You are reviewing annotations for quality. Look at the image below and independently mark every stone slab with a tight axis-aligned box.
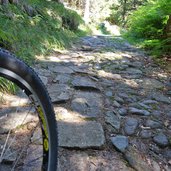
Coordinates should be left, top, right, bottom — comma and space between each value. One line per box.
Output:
71, 91, 103, 118
58, 121, 105, 149
48, 84, 72, 103
72, 76, 100, 91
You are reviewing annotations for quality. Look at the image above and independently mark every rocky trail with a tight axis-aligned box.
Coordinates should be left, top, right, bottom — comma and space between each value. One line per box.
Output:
1, 35, 171, 171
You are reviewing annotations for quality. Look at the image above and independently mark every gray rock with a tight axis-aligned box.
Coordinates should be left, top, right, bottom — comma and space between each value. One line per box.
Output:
140, 78, 164, 90
105, 111, 121, 131
142, 100, 158, 105
166, 111, 171, 117
39, 76, 48, 85
152, 111, 161, 117
71, 92, 102, 118
72, 76, 100, 91
124, 117, 139, 136
151, 93, 171, 104
124, 146, 159, 171
113, 100, 121, 108
138, 102, 151, 110
118, 108, 127, 116
111, 135, 129, 153
69, 65, 90, 74
126, 68, 143, 75
114, 96, 124, 104
153, 133, 169, 147
163, 150, 171, 160
129, 61, 142, 68
54, 74, 71, 84
105, 91, 113, 97
167, 90, 171, 95
58, 121, 105, 149
118, 93, 129, 99
48, 84, 72, 103
140, 130, 152, 139
49, 65, 74, 74
23, 145, 42, 171
145, 120, 162, 129
129, 107, 150, 116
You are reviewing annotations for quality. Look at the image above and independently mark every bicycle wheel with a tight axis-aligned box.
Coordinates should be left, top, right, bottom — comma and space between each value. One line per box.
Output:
0, 49, 58, 171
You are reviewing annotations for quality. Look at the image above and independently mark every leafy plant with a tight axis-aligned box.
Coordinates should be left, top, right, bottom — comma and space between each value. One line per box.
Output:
125, 0, 171, 57
0, 1, 85, 64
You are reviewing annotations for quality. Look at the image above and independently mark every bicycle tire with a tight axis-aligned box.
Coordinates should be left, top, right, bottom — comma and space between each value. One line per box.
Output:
0, 49, 58, 171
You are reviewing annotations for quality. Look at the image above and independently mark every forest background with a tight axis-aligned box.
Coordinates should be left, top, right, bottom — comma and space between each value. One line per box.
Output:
0, 0, 170, 64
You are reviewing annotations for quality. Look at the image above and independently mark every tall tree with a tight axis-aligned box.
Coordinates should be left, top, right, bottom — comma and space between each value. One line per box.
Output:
84, 0, 90, 24
164, 15, 171, 39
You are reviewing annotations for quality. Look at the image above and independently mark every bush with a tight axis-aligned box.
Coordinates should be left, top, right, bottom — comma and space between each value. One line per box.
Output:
0, 1, 84, 63
125, 0, 171, 56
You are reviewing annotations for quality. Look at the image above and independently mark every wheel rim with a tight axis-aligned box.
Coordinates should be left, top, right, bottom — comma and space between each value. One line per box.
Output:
0, 69, 52, 171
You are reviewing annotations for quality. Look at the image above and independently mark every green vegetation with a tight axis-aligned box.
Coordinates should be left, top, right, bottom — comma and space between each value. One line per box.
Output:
124, 0, 171, 57
0, 78, 18, 94
0, 1, 86, 64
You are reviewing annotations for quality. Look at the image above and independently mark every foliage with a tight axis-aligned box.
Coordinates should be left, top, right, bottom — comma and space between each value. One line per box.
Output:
125, 0, 171, 57
107, 0, 147, 26
0, 78, 17, 94
0, 1, 84, 64
63, 0, 114, 23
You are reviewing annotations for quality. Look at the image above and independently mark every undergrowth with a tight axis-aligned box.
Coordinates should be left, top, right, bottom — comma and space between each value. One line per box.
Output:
124, 0, 171, 58
0, 1, 88, 64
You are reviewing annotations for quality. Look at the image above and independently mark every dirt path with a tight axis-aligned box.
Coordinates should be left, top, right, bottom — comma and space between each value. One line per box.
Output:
34, 35, 171, 171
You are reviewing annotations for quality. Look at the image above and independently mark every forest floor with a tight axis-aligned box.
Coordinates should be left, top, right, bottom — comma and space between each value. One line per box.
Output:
33, 35, 171, 171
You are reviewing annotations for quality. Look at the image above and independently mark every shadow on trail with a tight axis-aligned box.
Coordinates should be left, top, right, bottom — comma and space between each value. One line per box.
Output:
1, 35, 171, 170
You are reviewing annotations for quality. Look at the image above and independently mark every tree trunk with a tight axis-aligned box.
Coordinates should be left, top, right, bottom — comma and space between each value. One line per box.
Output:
165, 15, 171, 39
84, 0, 90, 24
122, 0, 127, 26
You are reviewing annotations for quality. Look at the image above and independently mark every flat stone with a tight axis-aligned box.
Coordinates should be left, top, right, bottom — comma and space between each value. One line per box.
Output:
54, 74, 71, 84
163, 150, 171, 160
167, 90, 171, 95
153, 133, 169, 147
35, 68, 51, 77
152, 111, 162, 117
140, 130, 152, 139
111, 135, 129, 153
59, 150, 133, 171
145, 120, 162, 129
140, 78, 164, 90
129, 107, 150, 116
126, 68, 143, 75
58, 121, 105, 149
118, 108, 127, 116
48, 84, 72, 103
114, 96, 124, 104
72, 76, 100, 91
39, 75, 48, 85
142, 100, 158, 105
49, 65, 74, 74
166, 111, 171, 117
105, 91, 113, 97
105, 111, 121, 131
124, 117, 139, 136
69, 65, 90, 74
71, 92, 102, 118
98, 70, 122, 80
151, 93, 171, 104
124, 146, 160, 171
113, 100, 121, 108
138, 102, 151, 110
23, 145, 42, 171
129, 61, 142, 68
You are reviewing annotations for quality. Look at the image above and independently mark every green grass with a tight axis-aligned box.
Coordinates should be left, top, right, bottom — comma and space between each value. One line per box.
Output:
0, 1, 87, 64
